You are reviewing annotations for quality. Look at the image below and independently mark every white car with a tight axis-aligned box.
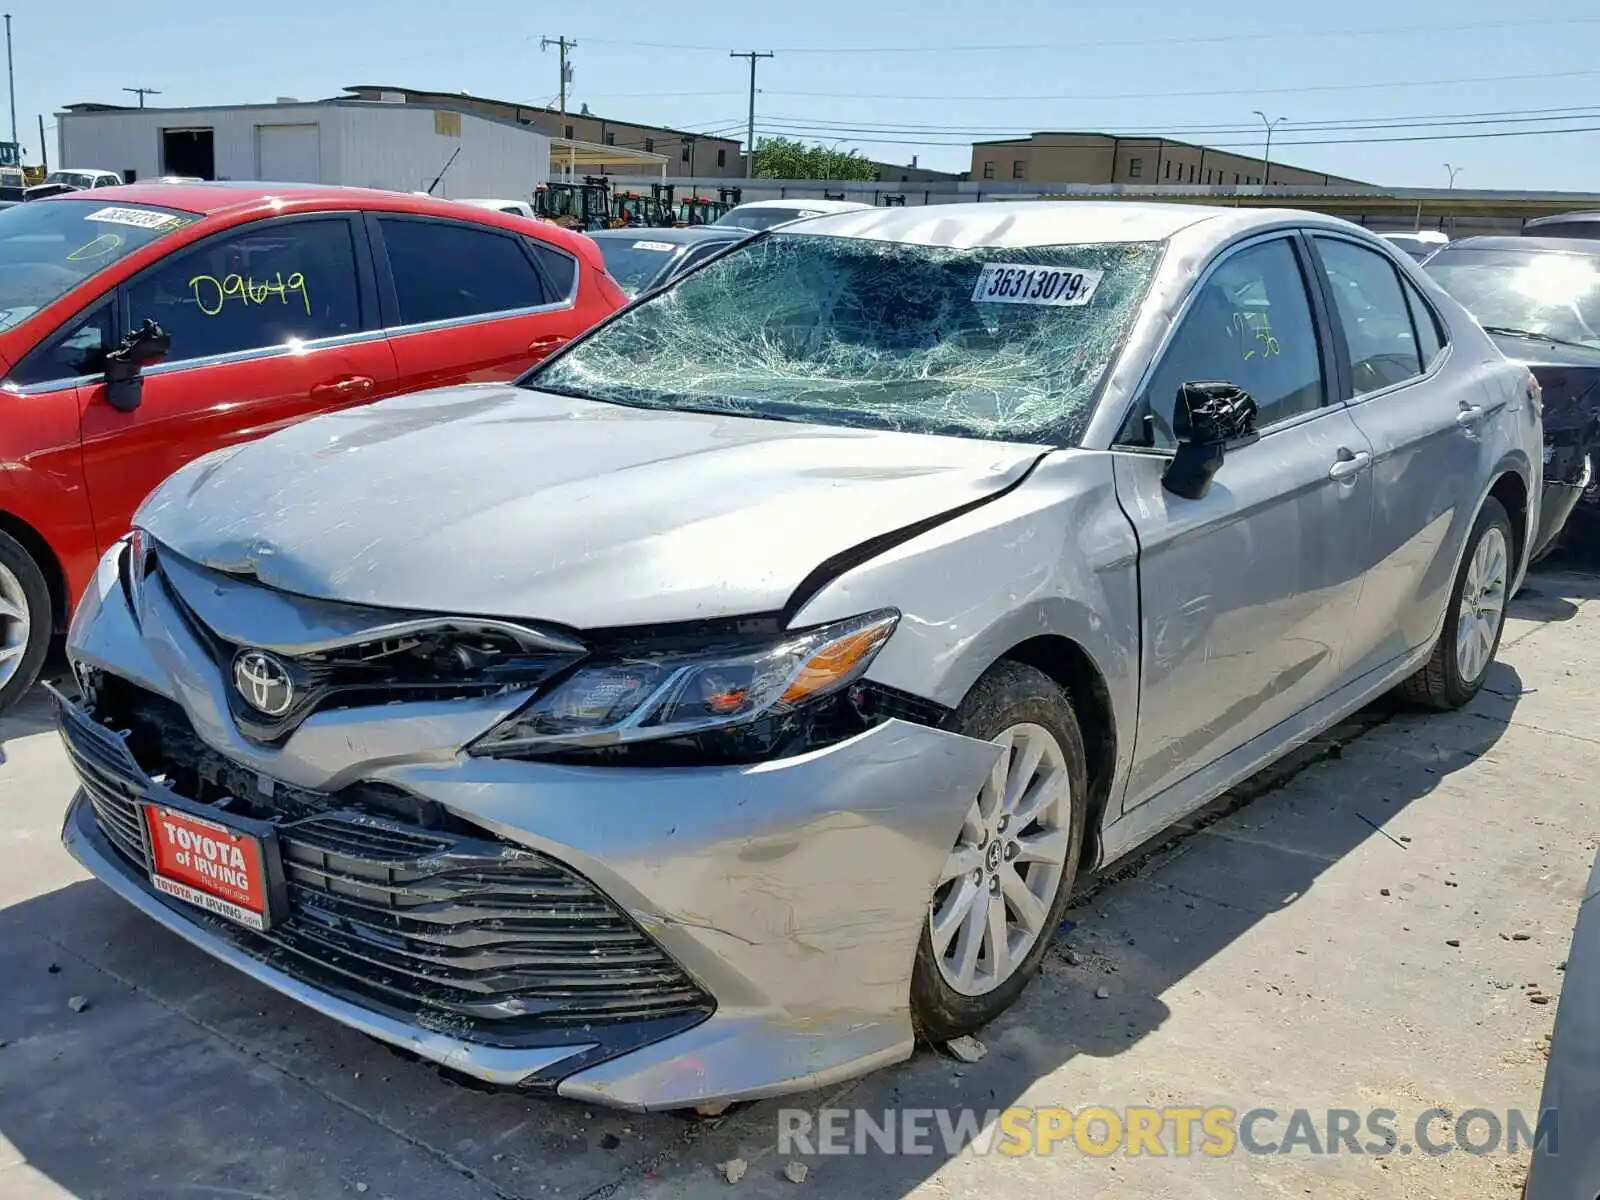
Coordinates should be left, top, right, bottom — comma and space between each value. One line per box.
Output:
59, 201, 1541, 1111
713, 197, 873, 232
455, 197, 538, 220
42, 168, 124, 190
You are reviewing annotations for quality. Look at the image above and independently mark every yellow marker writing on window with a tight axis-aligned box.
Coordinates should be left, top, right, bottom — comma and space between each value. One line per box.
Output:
189, 271, 311, 317
68, 233, 125, 262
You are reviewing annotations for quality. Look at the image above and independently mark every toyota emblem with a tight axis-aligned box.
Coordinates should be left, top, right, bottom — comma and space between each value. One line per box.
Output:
233, 650, 295, 717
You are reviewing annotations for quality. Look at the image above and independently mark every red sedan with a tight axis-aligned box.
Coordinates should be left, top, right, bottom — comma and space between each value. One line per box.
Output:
0, 183, 626, 711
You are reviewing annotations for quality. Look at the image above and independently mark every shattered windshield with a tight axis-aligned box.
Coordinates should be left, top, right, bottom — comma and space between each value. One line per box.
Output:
1425, 247, 1600, 348
0, 200, 196, 332
531, 233, 1163, 445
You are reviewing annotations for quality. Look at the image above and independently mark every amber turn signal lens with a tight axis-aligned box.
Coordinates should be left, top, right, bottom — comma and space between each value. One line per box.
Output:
780, 617, 897, 706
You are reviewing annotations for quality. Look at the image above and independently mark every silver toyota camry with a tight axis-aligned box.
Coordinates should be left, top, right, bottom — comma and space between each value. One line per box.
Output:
58, 202, 1541, 1111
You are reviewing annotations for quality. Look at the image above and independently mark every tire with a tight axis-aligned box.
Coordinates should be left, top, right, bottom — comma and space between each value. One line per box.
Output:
0, 531, 52, 717
1397, 496, 1513, 711
910, 660, 1088, 1043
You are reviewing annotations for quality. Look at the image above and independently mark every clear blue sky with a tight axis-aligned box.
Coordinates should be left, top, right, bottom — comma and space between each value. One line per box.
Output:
13, 0, 1600, 190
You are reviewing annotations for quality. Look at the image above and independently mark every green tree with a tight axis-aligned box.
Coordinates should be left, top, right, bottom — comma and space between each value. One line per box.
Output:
752, 137, 878, 181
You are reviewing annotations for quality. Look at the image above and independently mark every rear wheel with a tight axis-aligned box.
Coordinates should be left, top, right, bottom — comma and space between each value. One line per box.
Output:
0, 530, 52, 716
910, 661, 1087, 1043
1398, 497, 1512, 711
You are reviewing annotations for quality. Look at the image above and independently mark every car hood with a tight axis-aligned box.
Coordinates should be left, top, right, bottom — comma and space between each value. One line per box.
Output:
137, 385, 1047, 630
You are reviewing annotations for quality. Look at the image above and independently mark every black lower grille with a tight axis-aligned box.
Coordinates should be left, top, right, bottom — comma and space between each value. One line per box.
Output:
58, 695, 713, 1040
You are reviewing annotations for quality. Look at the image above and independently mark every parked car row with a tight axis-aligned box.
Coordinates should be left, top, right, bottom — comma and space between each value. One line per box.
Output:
33, 190, 1556, 1113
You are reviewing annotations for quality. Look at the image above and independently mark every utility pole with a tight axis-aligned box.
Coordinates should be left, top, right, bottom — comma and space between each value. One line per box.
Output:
5, 15, 16, 148
36, 112, 44, 170
1253, 110, 1285, 186
122, 86, 161, 108
541, 36, 576, 179
730, 50, 773, 179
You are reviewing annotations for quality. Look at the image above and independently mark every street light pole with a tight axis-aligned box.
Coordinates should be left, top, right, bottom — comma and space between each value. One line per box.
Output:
1444, 163, 1462, 189
5, 15, 17, 148
1253, 110, 1285, 186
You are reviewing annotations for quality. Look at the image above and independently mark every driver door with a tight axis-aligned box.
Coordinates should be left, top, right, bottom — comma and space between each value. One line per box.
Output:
76, 213, 397, 549
1113, 233, 1375, 811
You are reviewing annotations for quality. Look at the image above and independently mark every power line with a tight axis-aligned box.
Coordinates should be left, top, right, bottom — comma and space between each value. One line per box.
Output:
559, 14, 1600, 55
748, 122, 1600, 151
751, 66, 1600, 104
750, 105, 1600, 139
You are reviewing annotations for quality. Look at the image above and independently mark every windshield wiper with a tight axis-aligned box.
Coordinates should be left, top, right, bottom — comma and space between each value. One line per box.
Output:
1481, 325, 1596, 351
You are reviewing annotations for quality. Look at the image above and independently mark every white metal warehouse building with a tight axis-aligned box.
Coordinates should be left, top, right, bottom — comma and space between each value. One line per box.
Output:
56, 99, 550, 199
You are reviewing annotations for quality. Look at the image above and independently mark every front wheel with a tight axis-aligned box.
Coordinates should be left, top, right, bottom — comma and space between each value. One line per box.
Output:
0, 530, 52, 716
910, 660, 1087, 1043
1397, 496, 1513, 711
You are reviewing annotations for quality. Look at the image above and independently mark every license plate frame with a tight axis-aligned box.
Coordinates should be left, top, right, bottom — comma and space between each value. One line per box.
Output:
140, 798, 289, 932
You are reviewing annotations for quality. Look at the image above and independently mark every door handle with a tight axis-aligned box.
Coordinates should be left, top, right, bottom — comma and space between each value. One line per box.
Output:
311, 375, 375, 400
1456, 403, 1484, 428
1328, 449, 1372, 481
528, 335, 568, 355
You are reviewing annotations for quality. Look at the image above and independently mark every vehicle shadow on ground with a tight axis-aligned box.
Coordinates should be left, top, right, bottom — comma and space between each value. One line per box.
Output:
1513, 565, 1600, 624
0, 662, 68, 765
0, 572, 1580, 1197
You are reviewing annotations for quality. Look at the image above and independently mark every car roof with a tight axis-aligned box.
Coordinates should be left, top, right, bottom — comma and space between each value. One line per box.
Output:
1435, 235, 1600, 255
778, 200, 1257, 249
36, 181, 608, 268
38, 180, 481, 217
586, 226, 746, 245
729, 198, 874, 213
1524, 211, 1600, 230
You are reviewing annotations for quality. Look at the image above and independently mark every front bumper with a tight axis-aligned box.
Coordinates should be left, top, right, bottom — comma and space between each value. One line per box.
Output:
60, 547, 1003, 1110
1533, 452, 1594, 560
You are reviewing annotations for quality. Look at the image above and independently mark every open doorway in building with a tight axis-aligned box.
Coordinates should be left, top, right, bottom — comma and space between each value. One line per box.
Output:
162, 128, 215, 180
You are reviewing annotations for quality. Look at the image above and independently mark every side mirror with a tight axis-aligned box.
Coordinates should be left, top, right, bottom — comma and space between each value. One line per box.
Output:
1160, 381, 1258, 501
102, 320, 171, 414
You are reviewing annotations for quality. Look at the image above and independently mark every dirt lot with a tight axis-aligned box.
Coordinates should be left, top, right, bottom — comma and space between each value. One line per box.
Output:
2, 570, 1596, 1200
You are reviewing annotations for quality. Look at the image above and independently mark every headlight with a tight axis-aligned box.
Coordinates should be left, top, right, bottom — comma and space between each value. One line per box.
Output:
470, 609, 899, 758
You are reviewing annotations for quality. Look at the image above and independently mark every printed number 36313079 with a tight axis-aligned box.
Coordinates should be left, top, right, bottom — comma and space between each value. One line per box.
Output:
972, 263, 1104, 307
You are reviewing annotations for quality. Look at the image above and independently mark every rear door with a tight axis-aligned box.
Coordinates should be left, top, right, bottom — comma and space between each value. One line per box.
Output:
369, 214, 590, 392
1112, 233, 1376, 810
1305, 233, 1478, 674
78, 211, 397, 547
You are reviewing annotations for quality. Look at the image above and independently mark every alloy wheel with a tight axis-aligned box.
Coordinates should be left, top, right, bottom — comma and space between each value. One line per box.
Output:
0, 560, 31, 690
1456, 525, 1508, 684
929, 722, 1074, 997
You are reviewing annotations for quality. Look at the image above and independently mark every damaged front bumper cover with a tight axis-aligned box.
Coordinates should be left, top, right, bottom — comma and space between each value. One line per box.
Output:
1533, 451, 1594, 560
60, 554, 1003, 1109
64, 716, 999, 1109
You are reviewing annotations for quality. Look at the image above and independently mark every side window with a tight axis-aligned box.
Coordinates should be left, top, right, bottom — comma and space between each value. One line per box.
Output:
1402, 277, 1445, 369
1131, 238, 1327, 448
1313, 237, 1424, 395
122, 218, 362, 364
8, 301, 115, 386
380, 219, 547, 325
524, 238, 576, 300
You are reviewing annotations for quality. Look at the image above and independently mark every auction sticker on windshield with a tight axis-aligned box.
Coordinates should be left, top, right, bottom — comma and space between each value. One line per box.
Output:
632, 240, 678, 252
142, 804, 271, 930
973, 263, 1103, 307
84, 207, 189, 231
